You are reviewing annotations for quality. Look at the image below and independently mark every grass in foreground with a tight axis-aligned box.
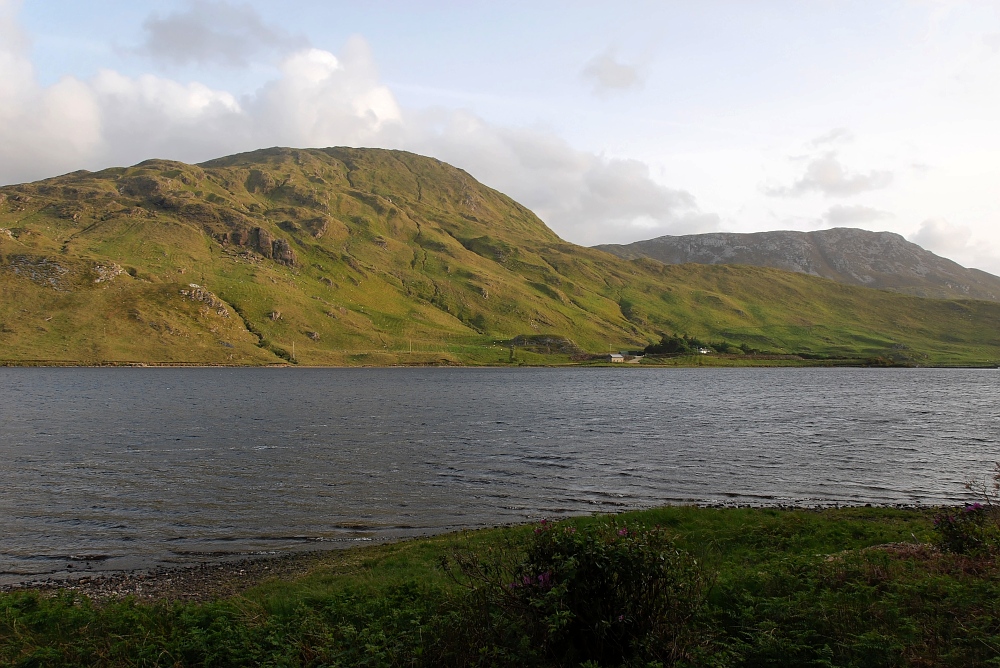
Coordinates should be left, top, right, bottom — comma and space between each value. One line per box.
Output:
3, 506, 1000, 667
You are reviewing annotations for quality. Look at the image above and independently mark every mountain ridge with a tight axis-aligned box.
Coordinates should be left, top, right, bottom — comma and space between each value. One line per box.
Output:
595, 228, 1000, 302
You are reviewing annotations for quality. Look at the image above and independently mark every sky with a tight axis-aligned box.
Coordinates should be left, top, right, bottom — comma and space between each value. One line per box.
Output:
2, 0, 1000, 273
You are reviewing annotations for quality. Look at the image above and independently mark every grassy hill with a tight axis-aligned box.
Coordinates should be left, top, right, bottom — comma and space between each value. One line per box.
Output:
2, 146, 1000, 366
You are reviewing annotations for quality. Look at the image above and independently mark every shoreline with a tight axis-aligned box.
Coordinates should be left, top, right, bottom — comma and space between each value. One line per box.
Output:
0, 550, 331, 603
0, 502, 943, 603
2, 360, 997, 369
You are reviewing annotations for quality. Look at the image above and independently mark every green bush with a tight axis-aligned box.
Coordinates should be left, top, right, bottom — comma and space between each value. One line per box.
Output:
934, 463, 1000, 556
645, 333, 703, 355
444, 520, 707, 667
933, 503, 1000, 555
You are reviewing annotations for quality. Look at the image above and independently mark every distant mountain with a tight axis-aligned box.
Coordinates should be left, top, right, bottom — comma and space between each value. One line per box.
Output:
595, 228, 1000, 302
4, 149, 1000, 366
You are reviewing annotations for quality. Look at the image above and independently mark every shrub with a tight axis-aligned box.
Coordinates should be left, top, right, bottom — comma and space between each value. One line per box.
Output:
933, 503, 1000, 555
443, 520, 708, 667
934, 462, 1000, 555
644, 333, 704, 355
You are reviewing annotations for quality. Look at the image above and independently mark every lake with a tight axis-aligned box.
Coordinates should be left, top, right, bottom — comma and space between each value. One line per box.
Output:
1, 366, 996, 583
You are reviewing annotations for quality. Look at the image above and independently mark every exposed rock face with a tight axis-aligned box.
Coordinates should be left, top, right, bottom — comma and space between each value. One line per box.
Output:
510, 334, 581, 354
179, 284, 230, 317
271, 238, 295, 265
93, 263, 125, 283
217, 226, 296, 266
252, 227, 274, 259
7, 255, 70, 290
245, 169, 277, 194
596, 228, 1000, 302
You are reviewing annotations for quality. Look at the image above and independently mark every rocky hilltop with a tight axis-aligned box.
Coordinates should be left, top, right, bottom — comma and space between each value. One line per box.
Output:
596, 228, 1000, 302
3, 148, 1000, 365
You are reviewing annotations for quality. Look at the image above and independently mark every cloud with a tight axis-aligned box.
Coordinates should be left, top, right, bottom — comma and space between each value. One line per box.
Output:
394, 111, 717, 244
582, 49, 643, 94
0, 34, 393, 183
0, 1, 103, 183
907, 218, 1000, 273
766, 152, 893, 197
0, 0, 28, 56
909, 218, 973, 255
0, 8, 707, 247
248, 40, 402, 148
822, 204, 893, 226
810, 127, 853, 147
92, 70, 247, 165
136, 0, 305, 67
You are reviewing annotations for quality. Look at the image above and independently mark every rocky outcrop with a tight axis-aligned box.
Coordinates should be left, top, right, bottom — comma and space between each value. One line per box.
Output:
93, 263, 125, 283
245, 169, 277, 194
179, 284, 230, 317
6, 255, 71, 290
216, 226, 297, 266
271, 238, 295, 264
596, 228, 1000, 302
510, 334, 582, 354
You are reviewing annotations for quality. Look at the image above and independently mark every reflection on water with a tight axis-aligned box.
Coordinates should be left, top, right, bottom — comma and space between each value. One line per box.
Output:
1, 367, 997, 583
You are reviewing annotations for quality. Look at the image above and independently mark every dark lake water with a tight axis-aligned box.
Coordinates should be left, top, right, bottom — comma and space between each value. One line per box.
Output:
1, 367, 997, 583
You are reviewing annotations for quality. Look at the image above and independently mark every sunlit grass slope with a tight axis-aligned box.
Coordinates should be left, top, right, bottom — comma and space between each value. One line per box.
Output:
2, 146, 999, 365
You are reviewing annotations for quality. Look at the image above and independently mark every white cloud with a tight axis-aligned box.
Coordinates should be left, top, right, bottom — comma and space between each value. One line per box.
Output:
95, 70, 242, 119
909, 218, 973, 255
907, 218, 1000, 275
0, 0, 250, 185
582, 49, 643, 95
0, 0, 27, 56
810, 127, 853, 147
822, 204, 893, 226
0, 1, 103, 183
92, 70, 247, 165
0, 4, 712, 247
248, 41, 403, 148
397, 111, 717, 244
0, 32, 398, 182
136, 0, 305, 67
766, 152, 893, 197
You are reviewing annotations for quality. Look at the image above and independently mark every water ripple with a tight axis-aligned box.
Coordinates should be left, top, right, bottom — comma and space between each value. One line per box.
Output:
0, 366, 998, 582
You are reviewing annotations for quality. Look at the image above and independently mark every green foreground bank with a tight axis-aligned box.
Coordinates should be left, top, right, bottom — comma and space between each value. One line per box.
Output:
3, 505, 999, 667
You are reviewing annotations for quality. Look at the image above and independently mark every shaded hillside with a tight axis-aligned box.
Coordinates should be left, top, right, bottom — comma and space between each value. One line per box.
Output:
2, 147, 1000, 365
596, 228, 1000, 302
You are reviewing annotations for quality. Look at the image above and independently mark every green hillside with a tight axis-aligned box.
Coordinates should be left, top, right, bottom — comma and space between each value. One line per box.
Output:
1, 146, 999, 366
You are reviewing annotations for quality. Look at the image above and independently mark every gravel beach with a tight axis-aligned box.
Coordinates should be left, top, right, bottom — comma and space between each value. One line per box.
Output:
0, 551, 330, 603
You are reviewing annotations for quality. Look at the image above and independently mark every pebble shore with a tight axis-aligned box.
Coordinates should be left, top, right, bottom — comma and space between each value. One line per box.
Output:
0, 551, 328, 603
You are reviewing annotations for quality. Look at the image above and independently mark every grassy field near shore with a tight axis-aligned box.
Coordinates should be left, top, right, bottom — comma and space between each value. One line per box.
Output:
3, 505, 999, 667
